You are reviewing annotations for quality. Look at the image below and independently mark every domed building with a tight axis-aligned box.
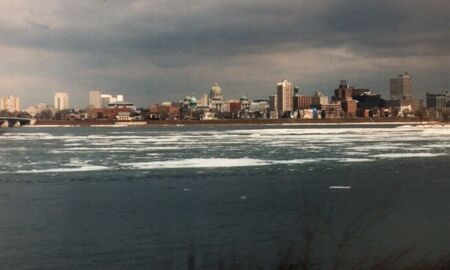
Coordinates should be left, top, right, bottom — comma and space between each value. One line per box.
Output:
182, 95, 198, 109
180, 95, 199, 120
189, 96, 197, 109
210, 83, 223, 100
210, 83, 224, 112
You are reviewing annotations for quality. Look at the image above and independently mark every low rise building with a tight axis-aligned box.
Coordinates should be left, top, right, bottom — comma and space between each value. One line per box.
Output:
353, 92, 382, 117
426, 91, 450, 109
341, 100, 358, 118
320, 102, 343, 119
223, 100, 240, 114
249, 100, 270, 118
147, 103, 179, 120
298, 108, 321, 119
26, 103, 57, 119
311, 91, 329, 108
116, 111, 132, 121
87, 107, 135, 120
294, 95, 313, 110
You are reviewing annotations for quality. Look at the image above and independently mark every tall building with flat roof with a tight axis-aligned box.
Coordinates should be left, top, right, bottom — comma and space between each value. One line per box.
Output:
54, 92, 69, 111
277, 80, 293, 117
390, 72, 413, 106
89, 90, 102, 108
0, 95, 20, 112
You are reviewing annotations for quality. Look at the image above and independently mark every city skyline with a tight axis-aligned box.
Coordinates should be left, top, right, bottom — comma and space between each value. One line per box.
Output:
0, 0, 448, 108
0, 75, 424, 111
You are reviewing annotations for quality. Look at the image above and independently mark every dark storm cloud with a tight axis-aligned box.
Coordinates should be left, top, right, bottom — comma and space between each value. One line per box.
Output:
322, 0, 450, 57
3, 0, 448, 60
0, 0, 448, 106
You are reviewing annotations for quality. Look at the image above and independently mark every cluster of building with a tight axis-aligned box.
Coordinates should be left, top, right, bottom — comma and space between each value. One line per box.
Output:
150, 83, 272, 120
270, 73, 417, 119
147, 72, 448, 121
1, 72, 449, 121
0, 90, 139, 121
1, 92, 71, 119
86, 90, 138, 121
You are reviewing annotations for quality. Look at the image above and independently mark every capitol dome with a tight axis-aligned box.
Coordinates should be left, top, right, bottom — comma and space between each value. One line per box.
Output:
211, 83, 223, 96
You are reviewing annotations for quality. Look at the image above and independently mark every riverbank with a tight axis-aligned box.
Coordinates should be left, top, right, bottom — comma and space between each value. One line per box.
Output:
27, 118, 447, 127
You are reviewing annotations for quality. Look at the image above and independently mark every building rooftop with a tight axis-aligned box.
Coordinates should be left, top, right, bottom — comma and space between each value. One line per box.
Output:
108, 101, 134, 106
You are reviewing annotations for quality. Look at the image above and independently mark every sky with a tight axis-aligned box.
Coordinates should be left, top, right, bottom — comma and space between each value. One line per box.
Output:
0, 0, 448, 108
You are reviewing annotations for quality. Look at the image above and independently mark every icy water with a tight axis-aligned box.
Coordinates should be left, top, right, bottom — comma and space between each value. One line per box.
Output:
0, 125, 449, 269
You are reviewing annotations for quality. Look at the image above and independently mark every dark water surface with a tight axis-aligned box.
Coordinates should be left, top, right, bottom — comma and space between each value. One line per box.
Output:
0, 125, 449, 269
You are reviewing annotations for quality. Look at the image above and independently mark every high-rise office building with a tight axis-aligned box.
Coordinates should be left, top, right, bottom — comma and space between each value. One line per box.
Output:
54, 92, 69, 111
0, 95, 20, 112
89, 90, 102, 108
277, 80, 293, 117
390, 72, 413, 106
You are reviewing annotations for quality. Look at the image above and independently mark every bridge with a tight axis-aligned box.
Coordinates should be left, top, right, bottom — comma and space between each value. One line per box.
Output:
0, 117, 34, 127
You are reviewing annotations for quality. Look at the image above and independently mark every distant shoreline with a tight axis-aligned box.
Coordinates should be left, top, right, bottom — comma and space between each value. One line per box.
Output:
23, 118, 447, 127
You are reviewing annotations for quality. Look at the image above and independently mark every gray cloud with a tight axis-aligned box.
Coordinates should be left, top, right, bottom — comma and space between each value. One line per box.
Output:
0, 0, 448, 107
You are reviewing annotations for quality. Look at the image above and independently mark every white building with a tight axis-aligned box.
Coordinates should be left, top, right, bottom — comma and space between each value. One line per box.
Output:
88, 90, 125, 109
116, 111, 132, 121
101, 94, 124, 108
0, 95, 20, 112
89, 90, 102, 108
54, 92, 69, 111
249, 100, 270, 116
